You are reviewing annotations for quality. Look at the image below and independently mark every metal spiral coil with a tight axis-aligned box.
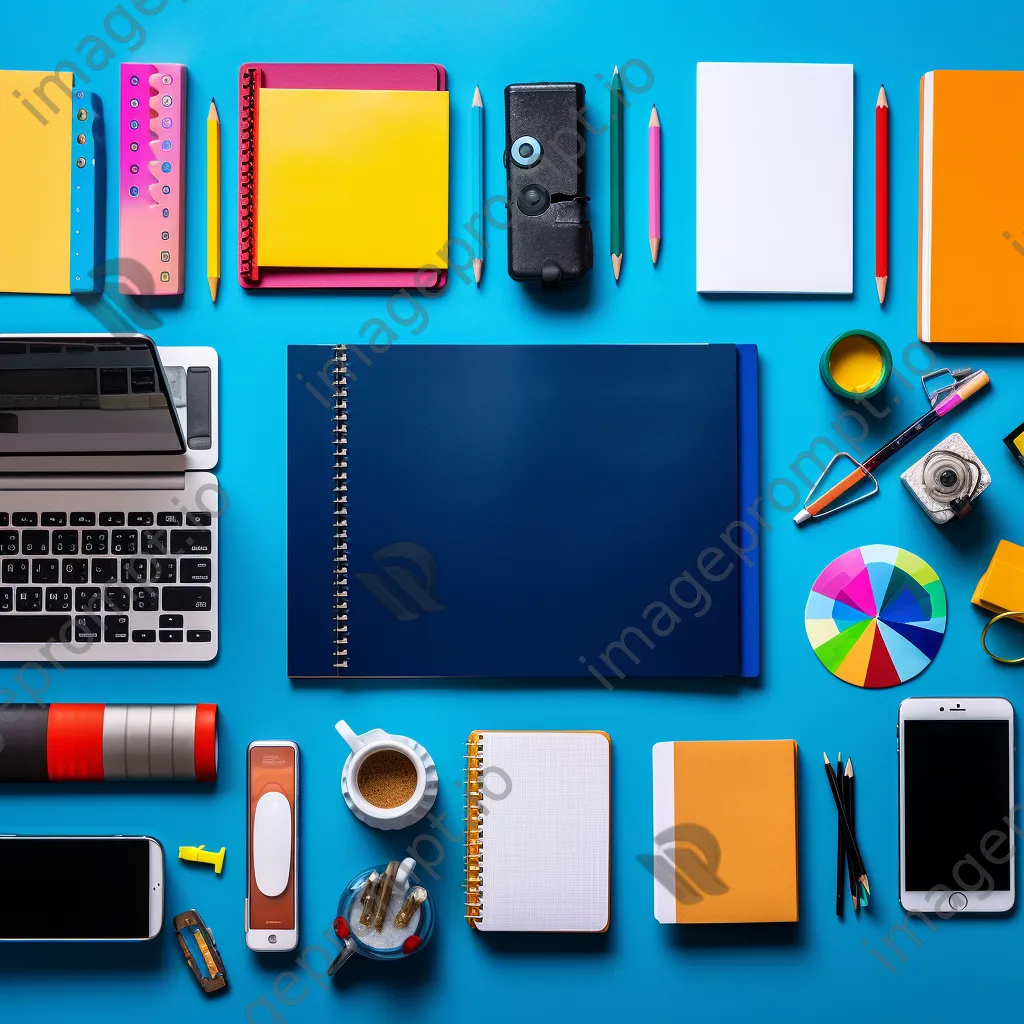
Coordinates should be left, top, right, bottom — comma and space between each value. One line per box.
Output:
332, 347, 349, 670
238, 68, 258, 281
465, 738, 485, 921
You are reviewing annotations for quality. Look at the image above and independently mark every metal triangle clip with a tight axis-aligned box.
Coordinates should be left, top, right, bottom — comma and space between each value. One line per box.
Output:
802, 452, 879, 520
922, 367, 973, 409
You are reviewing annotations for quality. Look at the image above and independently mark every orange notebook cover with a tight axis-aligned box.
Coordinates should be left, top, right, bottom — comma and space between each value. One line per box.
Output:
651, 739, 798, 924
918, 70, 1024, 343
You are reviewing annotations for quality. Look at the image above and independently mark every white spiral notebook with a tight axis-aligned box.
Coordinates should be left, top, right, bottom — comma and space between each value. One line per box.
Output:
465, 731, 610, 933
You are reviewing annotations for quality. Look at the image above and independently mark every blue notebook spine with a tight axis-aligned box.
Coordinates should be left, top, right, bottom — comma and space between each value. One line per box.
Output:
69, 89, 104, 294
737, 344, 760, 678
333, 346, 349, 670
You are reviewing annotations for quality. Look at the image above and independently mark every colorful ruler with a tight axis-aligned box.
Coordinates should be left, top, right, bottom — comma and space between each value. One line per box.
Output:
805, 546, 946, 688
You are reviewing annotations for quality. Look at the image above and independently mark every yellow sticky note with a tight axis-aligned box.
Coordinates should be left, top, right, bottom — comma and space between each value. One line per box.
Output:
974, 541, 1024, 618
0, 71, 73, 294
256, 88, 449, 271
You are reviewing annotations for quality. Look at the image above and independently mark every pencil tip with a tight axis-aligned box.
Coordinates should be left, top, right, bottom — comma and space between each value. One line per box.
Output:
649, 238, 660, 264
611, 253, 622, 281
208, 277, 219, 303
822, 751, 831, 764
846, 758, 854, 776
209, 98, 218, 119
649, 105, 660, 128
473, 258, 482, 285
875, 276, 887, 304
613, 65, 619, 75
877, 85, 888, 107
472, 85, 482, 107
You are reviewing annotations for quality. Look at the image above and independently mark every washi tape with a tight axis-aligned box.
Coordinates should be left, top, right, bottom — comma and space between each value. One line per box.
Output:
0, 704, 218, 782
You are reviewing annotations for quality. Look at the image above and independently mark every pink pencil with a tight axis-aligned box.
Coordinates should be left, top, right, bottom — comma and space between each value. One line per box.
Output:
649, 105, 661, 265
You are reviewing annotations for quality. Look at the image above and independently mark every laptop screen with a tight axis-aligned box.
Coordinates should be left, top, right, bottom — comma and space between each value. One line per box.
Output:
0, 336, 185, 456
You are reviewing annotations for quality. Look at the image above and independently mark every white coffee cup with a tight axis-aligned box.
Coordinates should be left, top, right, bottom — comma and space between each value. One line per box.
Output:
335, 720, 438, 831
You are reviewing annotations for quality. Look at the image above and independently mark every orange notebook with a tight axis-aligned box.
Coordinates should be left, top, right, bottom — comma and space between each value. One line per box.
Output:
919, 70, 1024, 343
651, 740, 798, 924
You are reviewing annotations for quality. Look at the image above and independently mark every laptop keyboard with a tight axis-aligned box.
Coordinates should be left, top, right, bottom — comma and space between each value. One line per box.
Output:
0, 508, 214, 650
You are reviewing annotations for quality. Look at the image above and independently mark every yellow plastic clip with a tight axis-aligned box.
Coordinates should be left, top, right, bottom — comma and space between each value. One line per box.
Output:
178, 844, 226, 875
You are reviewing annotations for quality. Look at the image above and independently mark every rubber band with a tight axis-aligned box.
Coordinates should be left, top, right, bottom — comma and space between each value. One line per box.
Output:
981, 610, 1024, 664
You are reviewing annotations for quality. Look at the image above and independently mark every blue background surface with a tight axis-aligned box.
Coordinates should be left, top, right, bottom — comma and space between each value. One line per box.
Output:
2, 0, 1024, 1019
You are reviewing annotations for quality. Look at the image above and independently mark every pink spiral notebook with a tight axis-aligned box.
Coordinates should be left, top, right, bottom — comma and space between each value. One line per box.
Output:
237, 62, 448, 291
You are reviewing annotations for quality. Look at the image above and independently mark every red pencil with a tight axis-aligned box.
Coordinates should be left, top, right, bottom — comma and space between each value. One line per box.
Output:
875, 86, 889, 305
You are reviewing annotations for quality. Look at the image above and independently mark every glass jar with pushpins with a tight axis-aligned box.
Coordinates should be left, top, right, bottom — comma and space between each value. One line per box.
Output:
326, 857, 434, 976
819, 330, 892, 400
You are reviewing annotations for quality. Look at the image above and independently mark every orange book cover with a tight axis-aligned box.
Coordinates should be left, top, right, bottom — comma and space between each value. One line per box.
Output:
651, 740, 798, 924
919, 70, 1024, 343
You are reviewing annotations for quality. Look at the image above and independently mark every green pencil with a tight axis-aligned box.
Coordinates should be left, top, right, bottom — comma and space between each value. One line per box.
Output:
610, 65, 624, 282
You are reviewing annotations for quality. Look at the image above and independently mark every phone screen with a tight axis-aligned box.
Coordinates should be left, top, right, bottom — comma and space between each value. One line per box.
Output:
904, 719, 1012, 892
0, 838, 153, 938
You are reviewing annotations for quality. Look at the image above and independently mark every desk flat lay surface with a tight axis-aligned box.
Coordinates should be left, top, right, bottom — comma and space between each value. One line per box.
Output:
2, 0, 1024, 1020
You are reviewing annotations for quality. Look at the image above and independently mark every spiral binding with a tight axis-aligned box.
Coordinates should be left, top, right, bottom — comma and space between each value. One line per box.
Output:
465, 735, 485, 923
332, 347, 349, 670
238, 67, 258, 282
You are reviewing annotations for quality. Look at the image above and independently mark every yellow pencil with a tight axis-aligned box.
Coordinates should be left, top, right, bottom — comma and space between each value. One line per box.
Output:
207, 99, 220, 303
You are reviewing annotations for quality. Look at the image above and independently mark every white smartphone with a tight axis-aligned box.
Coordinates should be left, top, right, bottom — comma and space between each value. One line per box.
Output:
899, 697, 1015, 914
246, 740, 299, 952
0, 836, 163, 940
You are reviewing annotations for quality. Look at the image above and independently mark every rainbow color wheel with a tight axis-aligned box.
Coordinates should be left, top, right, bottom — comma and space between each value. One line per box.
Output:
805, 545, 946, 688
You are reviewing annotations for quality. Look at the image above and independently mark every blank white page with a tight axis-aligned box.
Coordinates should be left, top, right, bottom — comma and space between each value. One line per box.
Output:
696, 62, 853, 294
475, 731, 609, 932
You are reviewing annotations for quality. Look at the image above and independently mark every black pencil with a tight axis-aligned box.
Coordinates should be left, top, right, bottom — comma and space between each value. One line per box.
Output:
835, 752, 845, 917
846, 758, 861, 910
822, 752, 869, 896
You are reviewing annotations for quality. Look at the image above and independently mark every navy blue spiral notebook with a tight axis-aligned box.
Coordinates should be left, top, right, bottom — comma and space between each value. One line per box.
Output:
288, 344, 759, 679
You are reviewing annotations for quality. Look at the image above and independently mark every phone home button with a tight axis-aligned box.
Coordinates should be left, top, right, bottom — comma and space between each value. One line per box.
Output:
949, 892, 968, 912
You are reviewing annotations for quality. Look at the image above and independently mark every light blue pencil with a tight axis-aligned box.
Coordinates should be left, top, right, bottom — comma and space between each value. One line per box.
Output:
472, 85, 484, 285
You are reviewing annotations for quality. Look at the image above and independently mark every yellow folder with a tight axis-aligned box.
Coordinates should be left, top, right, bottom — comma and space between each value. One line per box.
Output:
652, 740, 799, 923
0, 71, 73, 294
255, 88, 448, 271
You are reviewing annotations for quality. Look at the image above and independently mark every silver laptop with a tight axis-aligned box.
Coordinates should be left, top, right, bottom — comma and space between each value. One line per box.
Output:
0, 334, 219, 663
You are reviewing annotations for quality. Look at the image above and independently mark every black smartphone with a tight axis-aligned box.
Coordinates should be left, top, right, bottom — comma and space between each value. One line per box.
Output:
0, 836, 164, 940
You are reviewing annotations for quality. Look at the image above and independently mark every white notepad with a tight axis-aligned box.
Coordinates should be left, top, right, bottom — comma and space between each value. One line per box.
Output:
696, 62, 854, 294
466, 731, 610, 932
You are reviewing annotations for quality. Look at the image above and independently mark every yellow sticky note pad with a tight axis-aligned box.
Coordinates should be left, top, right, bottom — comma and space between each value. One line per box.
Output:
973, 541, 1024, 621
0, 71, 73, 294
256, 88, 449, 271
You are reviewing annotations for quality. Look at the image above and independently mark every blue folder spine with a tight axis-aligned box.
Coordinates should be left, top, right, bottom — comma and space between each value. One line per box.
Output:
69, 89, 104, 294
737, 343, 760, 678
